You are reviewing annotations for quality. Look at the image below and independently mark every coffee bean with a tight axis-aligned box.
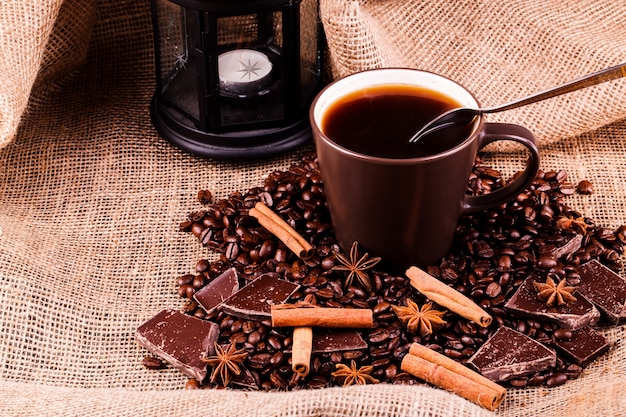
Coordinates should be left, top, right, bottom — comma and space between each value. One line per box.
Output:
553, 328, 572, 341
384, 363, 398, 380
249, 353, 271, 370
230, 320, 243, 333
315, 288, 334, 299
509, 378, 528, 388
372, 358, 391, 368
538, 254, 558, 269
564, 364, 583, 378
185, 378, 201, 389
485, 282, 501, 298
351, 299, 370, 309
270, 351, 286, 366
307, 375, 328, 389
576, 180, 594, 195
343, 350, 364, 360
269, 370, 287, 388
526, 373, 547, 386
192, 274, 206, 289
177, 274, 194, 287
559, 182, 576, 195
274, 246, 289, 263
443, 349, 463, 360
258, 191, 273, 207
182, 299, 198, 314
225, 242, 239, 260
142, 356, 165, 370
190, 222, 204, 237
267, 335, 283, 351
259, 240, 276, 259
242, 321, 256, 334
373, 301, 391, 315
546, 372, 568, 387
368, 328, 390, 344
177, 284, 191, 299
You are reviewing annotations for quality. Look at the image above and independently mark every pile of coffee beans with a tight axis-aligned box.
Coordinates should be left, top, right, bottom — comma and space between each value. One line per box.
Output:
168, 152, 625, 390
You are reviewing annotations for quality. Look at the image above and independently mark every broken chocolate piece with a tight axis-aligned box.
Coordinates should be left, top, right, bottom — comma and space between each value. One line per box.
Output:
467, 326, 557, 382
135, 309, 219, 381
285, 329, 368, 353
576, 260, 626, 324
193, 267, 240, 314
221, 273, 300, 320
552, 326, 610, 367
313, 329, 368, 352
231, 368, 259, 390
504, 273, 600, 330
550, 234, 583, 259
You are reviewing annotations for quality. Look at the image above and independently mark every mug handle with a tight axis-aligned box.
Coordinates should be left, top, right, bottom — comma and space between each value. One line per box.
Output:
462, 123, 540, 213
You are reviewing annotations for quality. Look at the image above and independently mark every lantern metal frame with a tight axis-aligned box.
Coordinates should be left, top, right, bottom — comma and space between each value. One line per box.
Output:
150, 0, 324, 159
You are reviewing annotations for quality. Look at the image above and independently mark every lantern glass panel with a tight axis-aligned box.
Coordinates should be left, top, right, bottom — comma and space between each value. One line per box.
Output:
153, 1, 201, 122
215, 12, 285, 129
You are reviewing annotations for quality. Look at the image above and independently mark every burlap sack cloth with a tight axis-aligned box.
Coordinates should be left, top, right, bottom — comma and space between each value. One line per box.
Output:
1, 0, 625, 415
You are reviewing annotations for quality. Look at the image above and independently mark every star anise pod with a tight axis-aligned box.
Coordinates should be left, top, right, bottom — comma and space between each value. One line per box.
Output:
392, 300, 447, 337
556, 215, 589, 234
202, 341, 248, 387
332, 241, 381, 292
331, 360, 379, 386
533, 275, 577, 306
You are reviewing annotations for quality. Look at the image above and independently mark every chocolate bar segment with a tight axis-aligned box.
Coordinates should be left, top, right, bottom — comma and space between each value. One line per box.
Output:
576, 260, 626, 324
552, 326, 610, 367
504, 273, 600, 330
221, 273, 300, 320
135, 309, 219, 381
467, 326, 557, 382
193, 267, 240, 314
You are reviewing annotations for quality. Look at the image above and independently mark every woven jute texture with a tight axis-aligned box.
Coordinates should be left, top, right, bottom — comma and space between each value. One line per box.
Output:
1, 1, 625, 416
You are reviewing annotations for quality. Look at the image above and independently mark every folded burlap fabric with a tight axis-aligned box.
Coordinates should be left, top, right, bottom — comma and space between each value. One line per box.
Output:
1, 1, 625, 416
320, 0, 626, 148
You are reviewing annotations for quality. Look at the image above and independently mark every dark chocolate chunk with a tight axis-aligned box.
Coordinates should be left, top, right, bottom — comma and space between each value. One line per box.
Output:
312, 329, 368, 352
231, 368, 259, 390
193, 267, 240, 314
285, 327, 368, 353
221, 273, 300, 320
504, 273, 600, 330
551, 234, 583, 259
135, 309, 219, 381
467, 326, 557, 382
552, 326, 610, 367
576, 260, 626, 324
285, 329, 368, 353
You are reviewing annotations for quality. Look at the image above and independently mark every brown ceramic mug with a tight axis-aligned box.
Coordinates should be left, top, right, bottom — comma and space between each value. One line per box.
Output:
310, 68, 540, 271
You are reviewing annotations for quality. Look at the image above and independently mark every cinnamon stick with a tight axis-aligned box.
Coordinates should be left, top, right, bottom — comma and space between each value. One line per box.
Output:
408, 343, 506, 397
271, 305, 374, 328
249, 202, 314, 259
291, 327, 313, 376
406, 266, 492, 327
402, 343, 506, 411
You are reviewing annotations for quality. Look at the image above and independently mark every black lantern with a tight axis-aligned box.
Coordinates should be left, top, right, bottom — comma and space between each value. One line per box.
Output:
150, 0, 324, 159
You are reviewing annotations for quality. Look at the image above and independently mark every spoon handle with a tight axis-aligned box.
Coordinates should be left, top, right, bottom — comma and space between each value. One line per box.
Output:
483, 62, 626, 113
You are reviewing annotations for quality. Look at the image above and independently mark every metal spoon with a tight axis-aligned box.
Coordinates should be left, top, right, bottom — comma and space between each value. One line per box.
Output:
408, 62, 626, 143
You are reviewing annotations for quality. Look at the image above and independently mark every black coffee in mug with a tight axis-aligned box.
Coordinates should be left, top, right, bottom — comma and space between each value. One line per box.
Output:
321, 85, 474, 159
